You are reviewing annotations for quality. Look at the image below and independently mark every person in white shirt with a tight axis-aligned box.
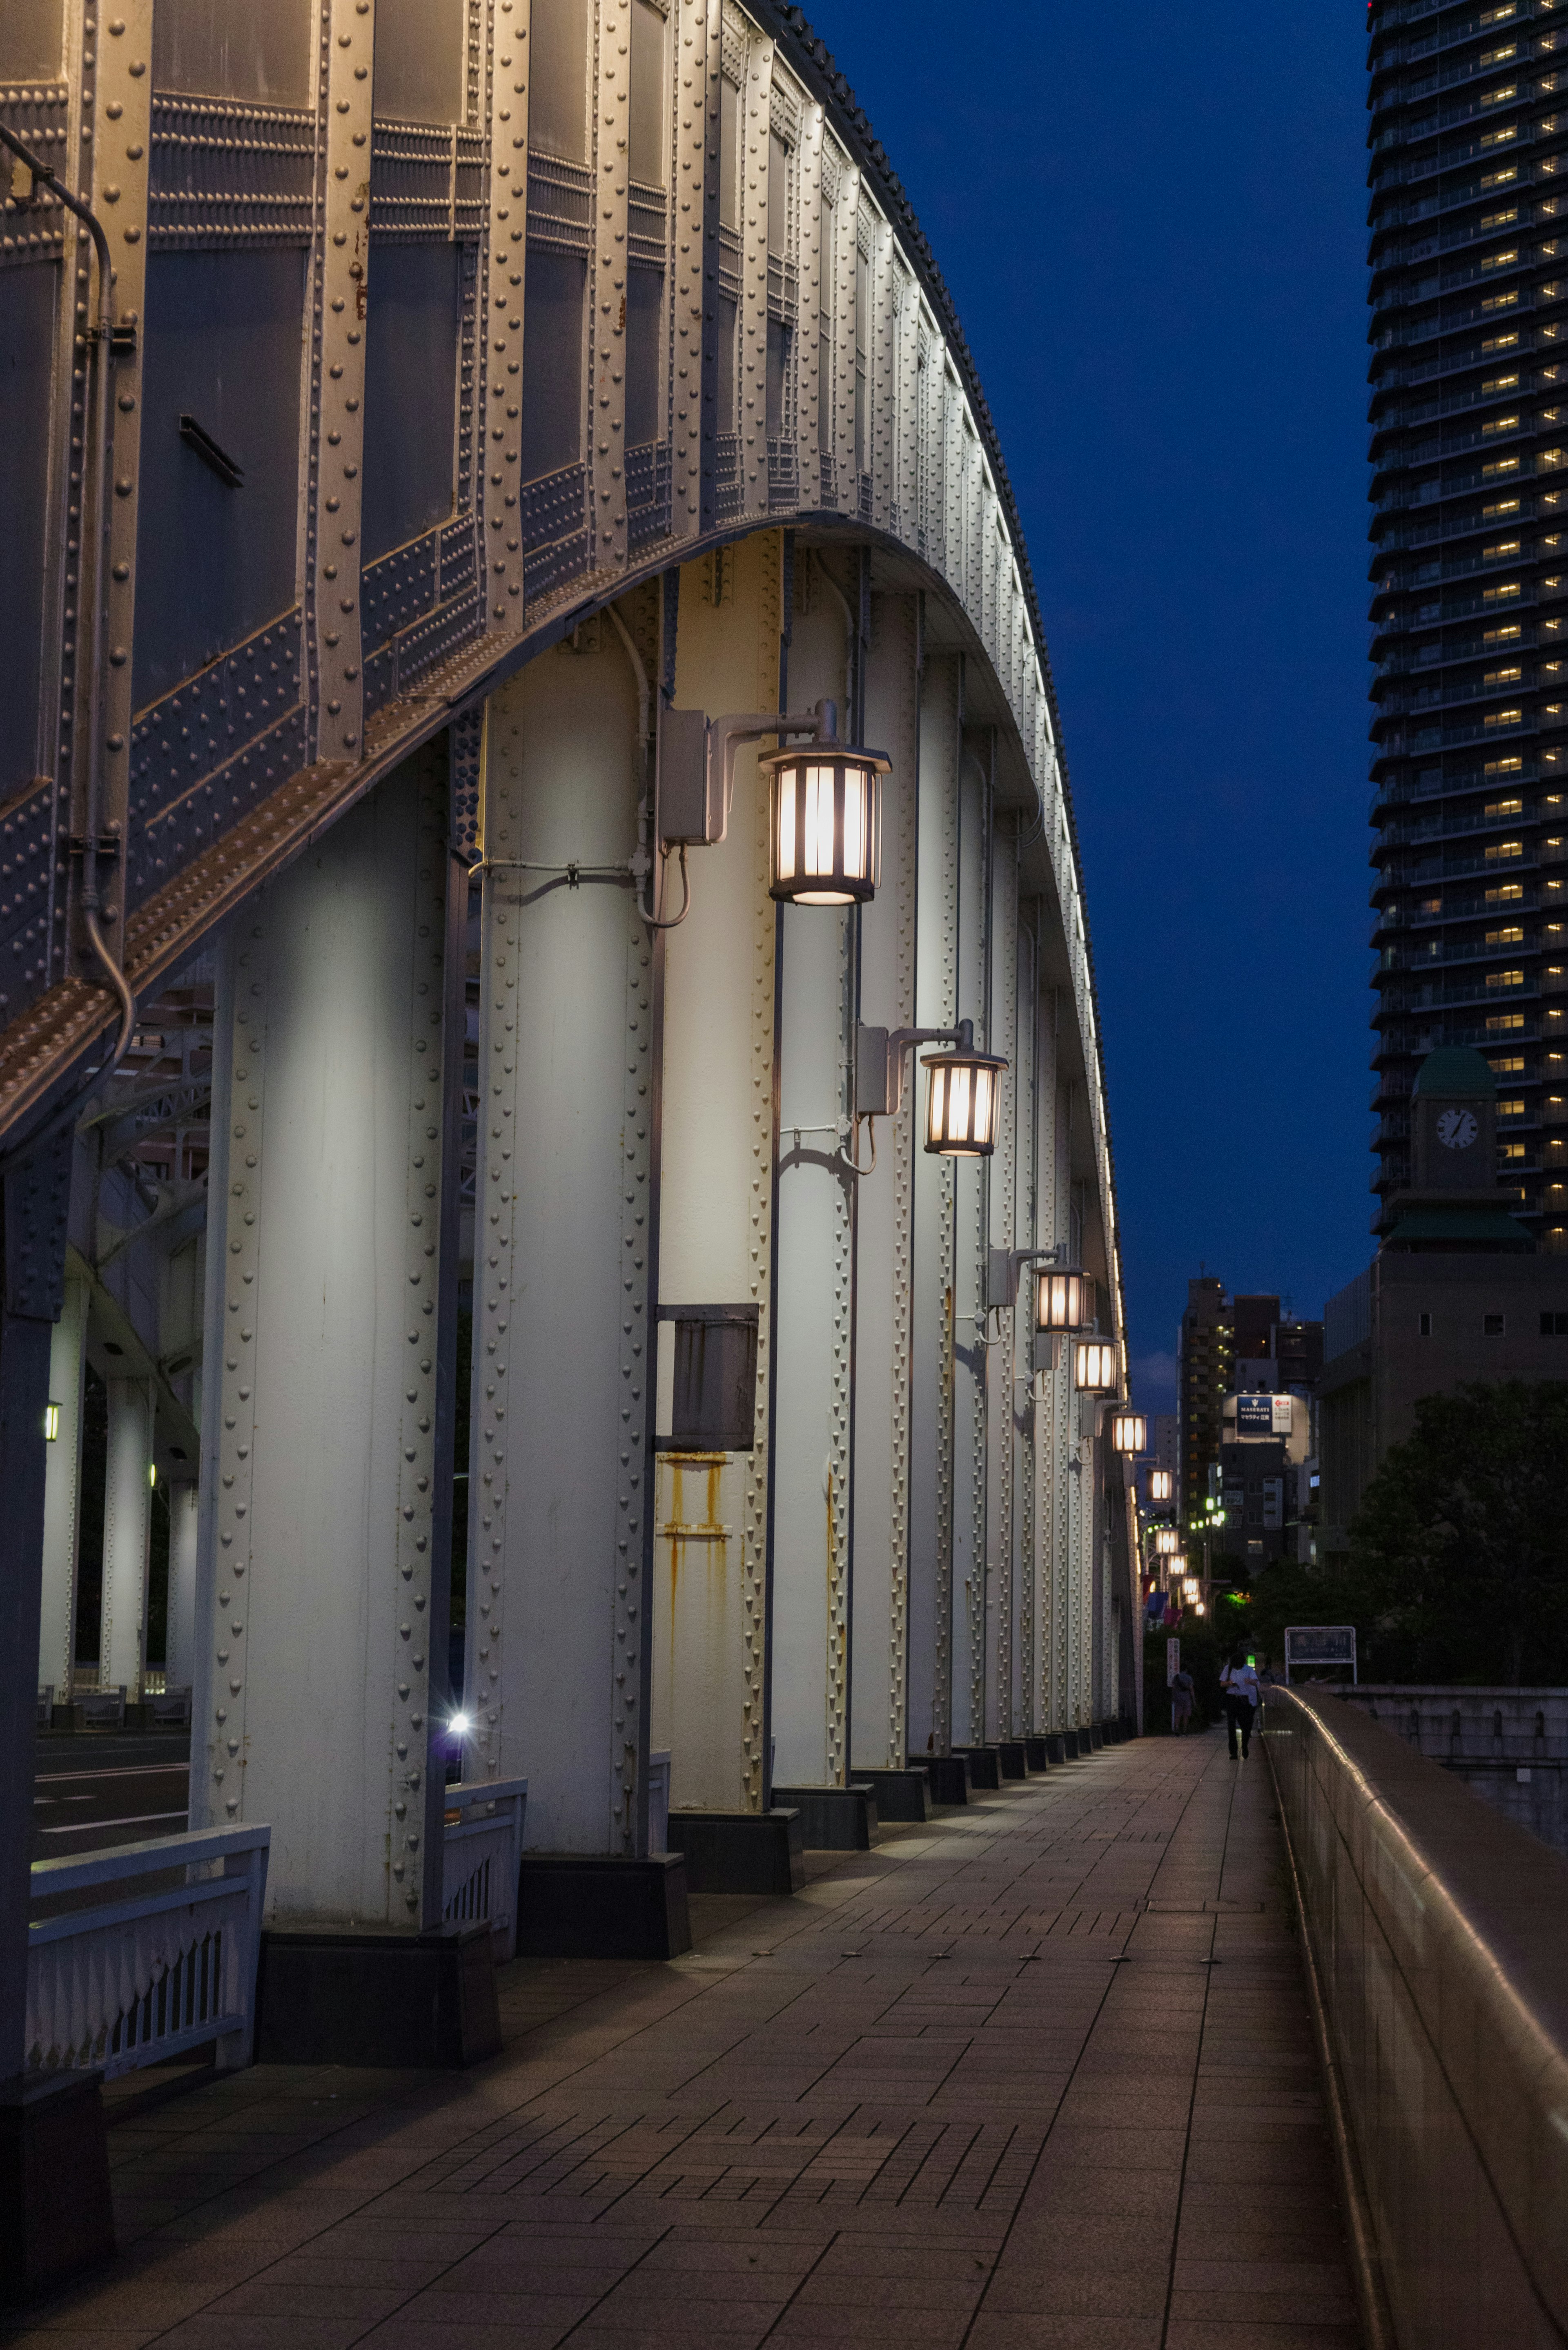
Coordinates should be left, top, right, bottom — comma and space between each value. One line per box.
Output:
1220, 1651, 1260, 1760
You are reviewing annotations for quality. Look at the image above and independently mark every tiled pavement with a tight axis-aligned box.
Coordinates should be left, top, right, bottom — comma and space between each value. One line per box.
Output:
6, 1726, 1361, 2350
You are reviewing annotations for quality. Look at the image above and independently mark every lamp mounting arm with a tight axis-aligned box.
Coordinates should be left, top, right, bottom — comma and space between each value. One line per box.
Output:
712, 699, 838, 829
659, 699, 838, 851
984, 1242, 1082, 1313
854, 1019, 976, 1117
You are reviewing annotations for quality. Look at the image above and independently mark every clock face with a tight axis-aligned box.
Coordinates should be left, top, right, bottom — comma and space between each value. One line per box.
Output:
1437, 1108, 1478, 1151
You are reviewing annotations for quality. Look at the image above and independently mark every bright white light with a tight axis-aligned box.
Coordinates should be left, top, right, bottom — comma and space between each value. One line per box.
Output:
450, 1712, 472, 1737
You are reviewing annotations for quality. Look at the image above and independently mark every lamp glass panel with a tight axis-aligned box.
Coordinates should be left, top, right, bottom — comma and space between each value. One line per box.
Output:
776, 773, 795, 880
1150, 1467, 1173, 1503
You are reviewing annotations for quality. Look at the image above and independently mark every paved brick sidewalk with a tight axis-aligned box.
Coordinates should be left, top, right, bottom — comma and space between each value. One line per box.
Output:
5, 1727, 1359, 2350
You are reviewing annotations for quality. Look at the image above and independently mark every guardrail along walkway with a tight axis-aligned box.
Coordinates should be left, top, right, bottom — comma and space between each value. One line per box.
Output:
20, 1733, 1358, 2350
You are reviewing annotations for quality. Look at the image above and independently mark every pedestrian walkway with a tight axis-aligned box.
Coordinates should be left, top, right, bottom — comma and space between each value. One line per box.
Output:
6, 1729, 1360, 2350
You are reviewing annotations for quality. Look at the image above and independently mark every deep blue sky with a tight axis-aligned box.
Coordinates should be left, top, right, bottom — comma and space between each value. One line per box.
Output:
819, 0, 1372, 1414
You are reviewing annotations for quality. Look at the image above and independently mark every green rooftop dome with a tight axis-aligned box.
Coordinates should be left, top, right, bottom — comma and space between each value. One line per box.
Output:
1412, 1046, 1496, 1099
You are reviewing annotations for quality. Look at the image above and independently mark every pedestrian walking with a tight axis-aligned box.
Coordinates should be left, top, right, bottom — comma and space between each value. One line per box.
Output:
1220, 1650, 1259, 1759
1170, 1666, 1194, 1736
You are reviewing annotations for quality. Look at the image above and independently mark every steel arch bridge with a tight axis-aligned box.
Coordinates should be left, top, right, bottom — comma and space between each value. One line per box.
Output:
0, 0, 1135, 2124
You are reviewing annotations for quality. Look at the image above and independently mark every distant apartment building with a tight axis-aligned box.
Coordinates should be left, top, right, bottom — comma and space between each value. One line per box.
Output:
1178, 1279, 1323, 1550
1365, 0, 1568, 1247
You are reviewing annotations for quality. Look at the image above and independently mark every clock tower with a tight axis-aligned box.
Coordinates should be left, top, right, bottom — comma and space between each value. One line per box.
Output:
1410, 1048, 1494, 1194
1383, 1046, 1532, 1254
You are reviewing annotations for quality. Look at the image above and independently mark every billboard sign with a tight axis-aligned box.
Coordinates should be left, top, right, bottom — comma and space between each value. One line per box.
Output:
1271, 1394, 1294, 1436
1284, 1625, 1357, 1686
1235, 1393, 1273, 1437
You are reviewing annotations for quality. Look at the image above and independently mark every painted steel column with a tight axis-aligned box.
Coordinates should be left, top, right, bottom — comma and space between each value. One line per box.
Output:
987, 827, 1020, 1739
191, 751, 454, 1928
38, 1264, 89, 1696
769, 570, 853, 1790
166, 1480, 199, 1694
100, 1378, 153, 1700
465, 614, 656, 1854
849, 591, 919, 1772
953, 737, 988, 1750
0, 1130, 74, 2075
654, 533, 782, 1813
906, 650, 959, 1758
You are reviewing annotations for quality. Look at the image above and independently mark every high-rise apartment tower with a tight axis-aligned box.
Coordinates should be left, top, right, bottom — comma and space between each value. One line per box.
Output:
1367, 0, 1568, 1249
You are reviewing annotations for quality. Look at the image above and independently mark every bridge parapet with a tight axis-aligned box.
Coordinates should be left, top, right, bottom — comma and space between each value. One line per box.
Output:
1268, 1686, 1568, 2350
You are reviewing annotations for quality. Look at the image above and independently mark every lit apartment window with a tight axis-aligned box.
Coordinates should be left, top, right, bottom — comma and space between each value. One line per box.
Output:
1498, 1097, 1527, 1115
1486, 925, 1526, 944
1489, 1054, 1526, 1072
1486, 796, 1525, 816
1485, 883, 1524, 903
1500, 1142, 1527, 1160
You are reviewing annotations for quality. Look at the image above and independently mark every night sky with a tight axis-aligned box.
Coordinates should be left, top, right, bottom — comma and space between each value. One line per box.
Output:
817, 1, 1372, 1414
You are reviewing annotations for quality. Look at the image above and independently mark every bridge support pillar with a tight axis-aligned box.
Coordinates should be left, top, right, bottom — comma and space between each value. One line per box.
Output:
466, 612, 683, 1955
907, 651, 961, 1762
37, 1264, 88, 1701
192, 748, 490, 2060
849, 591, 919, 1776
100, 1378, 153, 1701
1, 1133, 114, 2299
768, 570, 856, 1797
166, 1479, 199, 1696
651, 538, 782, 1865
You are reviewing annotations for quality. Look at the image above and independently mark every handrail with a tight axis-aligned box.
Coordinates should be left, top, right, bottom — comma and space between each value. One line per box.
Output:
1267, 1686, 1568, 2347
30, 1822, 270, 1900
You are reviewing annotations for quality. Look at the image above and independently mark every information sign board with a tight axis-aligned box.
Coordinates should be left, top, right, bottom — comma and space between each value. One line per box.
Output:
1283, 1625, 1357, 1686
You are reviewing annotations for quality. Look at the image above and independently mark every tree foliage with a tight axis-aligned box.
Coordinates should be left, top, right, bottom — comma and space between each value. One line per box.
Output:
1240, 1383, 1568, 1686
1345, 1380, 1568, 1686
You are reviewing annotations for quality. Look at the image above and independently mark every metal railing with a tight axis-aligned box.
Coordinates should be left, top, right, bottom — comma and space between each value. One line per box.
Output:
441, 1777, 527, 1961
1265, 1687, 1568, 2350
27, 1824, 270, 2081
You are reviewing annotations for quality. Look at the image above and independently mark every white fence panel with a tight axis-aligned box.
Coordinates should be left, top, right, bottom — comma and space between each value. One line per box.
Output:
442, 1777, 527, 1960
27, 1825, 270, 2080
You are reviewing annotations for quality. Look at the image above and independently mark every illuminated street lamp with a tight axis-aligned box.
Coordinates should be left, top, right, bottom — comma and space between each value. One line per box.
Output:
761, 708, 889, 905
1074, 1338, 1119, 1393
921, 1034, 1006, 1156
855, 1019, 1008, 1159
1036, 1269, 1092, 1333
1111, 1410, 1146, 1455
1149, 1467, 1173, 1505
1153, 1527, 1180, 1556
44, 1400, 60, 1443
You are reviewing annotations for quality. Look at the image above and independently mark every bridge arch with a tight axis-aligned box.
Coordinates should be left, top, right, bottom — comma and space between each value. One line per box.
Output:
0, 0, 1133, 2054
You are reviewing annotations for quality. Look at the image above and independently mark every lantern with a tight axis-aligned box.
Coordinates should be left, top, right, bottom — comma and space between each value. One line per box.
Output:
1153, 1527, 1180, 1556
1074, 1338, 1119, 1392
922, 1043, 1006, 1156
1111, 1410, 1146, 1454
762, 728, 889, 905
1036, 1269, 1091, 1333
1149, 1467, 1173, 1505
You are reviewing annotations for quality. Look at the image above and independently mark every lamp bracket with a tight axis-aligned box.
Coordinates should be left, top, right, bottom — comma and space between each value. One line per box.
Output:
659, 700, 837, 849
854, 1019, 975, 1118
985, 1242, 1076, 1313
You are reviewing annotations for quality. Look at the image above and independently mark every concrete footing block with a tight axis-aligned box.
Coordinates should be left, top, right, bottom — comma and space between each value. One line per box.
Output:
666, 1809, 804, 1895
771, 1785, 878, 1850
1087, 1724, 1105, 1750
0, 2071, 114, 2305
1023, 1737, 1050, 1772
854, 1767, 932, 1822
516, 1852, 690, 1960
1062, 1730, 1081, 1759
956, 1745, 1002, 1790
256, 1920, 501, 2065
996, 1741, 1028, 1780
912, 1754, 972, 1804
